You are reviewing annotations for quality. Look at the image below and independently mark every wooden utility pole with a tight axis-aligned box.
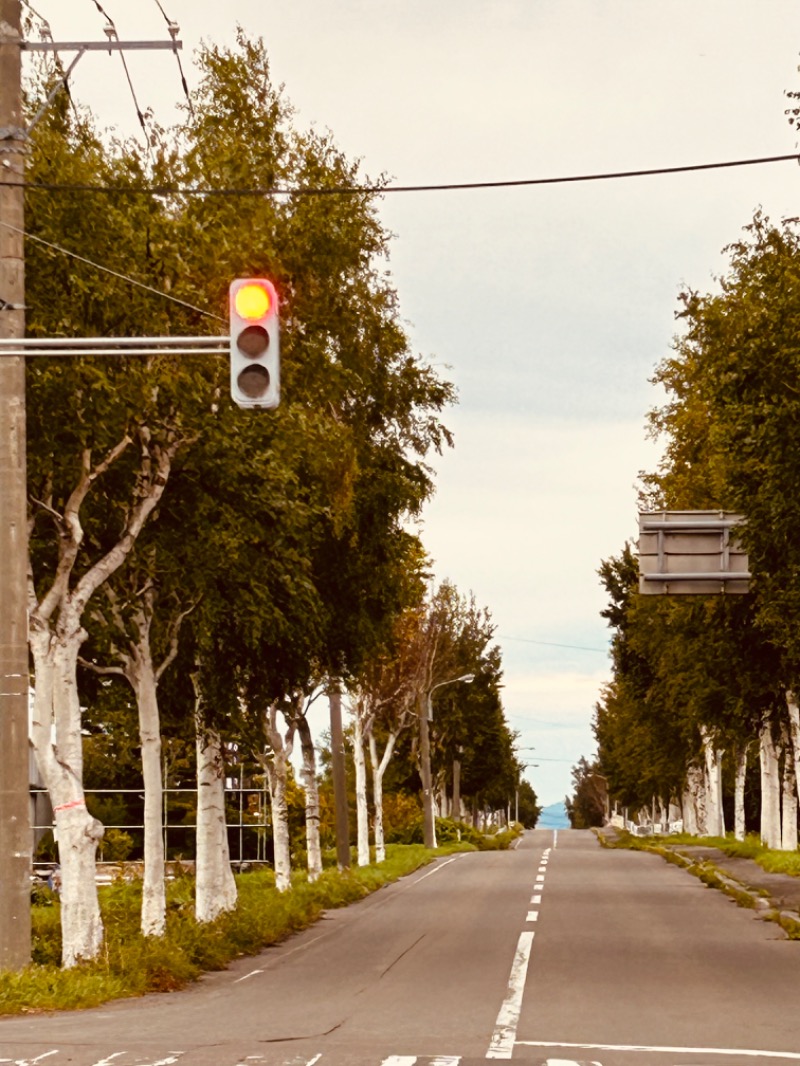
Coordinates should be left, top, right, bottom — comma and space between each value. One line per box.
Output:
0, 0, 30, 971
419, 692, 436, 849
328, 686, 351, 870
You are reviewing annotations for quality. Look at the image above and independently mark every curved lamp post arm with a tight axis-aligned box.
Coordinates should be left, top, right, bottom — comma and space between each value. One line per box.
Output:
426, 673, 475, 721
420, 672, 475, 849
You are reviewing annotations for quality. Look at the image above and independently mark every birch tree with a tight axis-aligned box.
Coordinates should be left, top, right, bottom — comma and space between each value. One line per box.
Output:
291, 696, 324, 881
192, 669, 238, 922
28, 421, 183, 964
79, 569, 197, 938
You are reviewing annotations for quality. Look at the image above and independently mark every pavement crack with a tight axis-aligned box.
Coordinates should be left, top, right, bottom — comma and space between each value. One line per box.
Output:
378, 932, 426, 979
258, 1021, 344, 1043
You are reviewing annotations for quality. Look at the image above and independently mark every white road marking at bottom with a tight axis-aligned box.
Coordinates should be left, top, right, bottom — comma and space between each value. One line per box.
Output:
380, 1058, 418, 1065
526, 910, 539, 921
543, 1060, 599, 1066
531, 893, 542, 904
486, 931, 535, 1059
234, 968, 264, 983
518, 1041, 800, 1060
2, 1056, 59, 1066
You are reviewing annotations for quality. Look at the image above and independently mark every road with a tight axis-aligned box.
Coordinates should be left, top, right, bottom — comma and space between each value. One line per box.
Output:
2, 830, 800, 1065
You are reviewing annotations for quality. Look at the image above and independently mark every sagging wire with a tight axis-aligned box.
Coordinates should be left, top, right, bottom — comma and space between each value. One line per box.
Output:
152, 0, 194, 118
87, 0, 155, 166
0, 220, 224, 322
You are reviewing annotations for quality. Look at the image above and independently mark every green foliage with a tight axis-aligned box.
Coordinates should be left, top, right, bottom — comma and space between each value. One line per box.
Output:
516, 781, 542, 828
382, 791, 424, 843
566, 757, 606, 829
97, 829, 135, 863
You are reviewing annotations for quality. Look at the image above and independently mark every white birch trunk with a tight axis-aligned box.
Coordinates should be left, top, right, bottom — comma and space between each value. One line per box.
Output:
263, 706, 293, 892
759, 718, 782, 849
264, 752, 291, 892
352, 711, 370, 866
785, 693, 800, 842
781, 723, 798, 851
734, 744, 748, 842
296, 715, 322, 882
682, 762, 706, 836
369, 730, 398, 863
700, 727, 725, 837
29, 622, 105, 967
195, 722, 237, 922
135, 654, 166, 937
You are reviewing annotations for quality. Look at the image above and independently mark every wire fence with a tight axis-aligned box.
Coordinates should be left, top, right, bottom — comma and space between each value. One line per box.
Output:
30, 783, 273, 866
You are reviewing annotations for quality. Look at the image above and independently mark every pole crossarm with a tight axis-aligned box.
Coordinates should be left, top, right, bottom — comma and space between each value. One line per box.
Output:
0, 336, 228, 357
19, 39, 183, 136
22, 42, 182, 53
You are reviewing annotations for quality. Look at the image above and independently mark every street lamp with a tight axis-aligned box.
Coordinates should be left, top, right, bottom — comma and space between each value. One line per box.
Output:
419, 673, 475, 848
426, 673, 475, 721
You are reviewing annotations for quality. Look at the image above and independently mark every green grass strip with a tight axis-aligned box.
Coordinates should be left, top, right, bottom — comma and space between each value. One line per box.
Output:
0, 837, 512, 1015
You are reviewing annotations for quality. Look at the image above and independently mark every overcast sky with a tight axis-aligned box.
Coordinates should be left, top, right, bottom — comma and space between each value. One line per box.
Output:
32, 1, 800, 807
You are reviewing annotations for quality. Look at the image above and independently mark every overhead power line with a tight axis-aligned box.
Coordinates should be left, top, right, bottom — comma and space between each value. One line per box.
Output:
87, 0, 155, 163
0, 220, 223, 321
151, 0, 194, 117
3, 151, 799, 200
500, 635, 608, 653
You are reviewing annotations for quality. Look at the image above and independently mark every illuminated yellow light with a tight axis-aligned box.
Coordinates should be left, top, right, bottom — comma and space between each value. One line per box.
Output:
234, 282, 271, 320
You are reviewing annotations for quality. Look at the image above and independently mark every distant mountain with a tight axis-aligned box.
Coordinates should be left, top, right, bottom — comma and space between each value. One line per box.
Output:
537, 801, 570, 829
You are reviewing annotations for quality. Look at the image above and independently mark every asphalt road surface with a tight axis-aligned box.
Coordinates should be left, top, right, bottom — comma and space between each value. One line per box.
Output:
3, 829, 800, 1066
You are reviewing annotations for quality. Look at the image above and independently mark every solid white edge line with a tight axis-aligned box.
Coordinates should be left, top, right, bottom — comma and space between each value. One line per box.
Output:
486, 931, 535, 1059
412, 855, 461, 885
516, 1041, 800, 1060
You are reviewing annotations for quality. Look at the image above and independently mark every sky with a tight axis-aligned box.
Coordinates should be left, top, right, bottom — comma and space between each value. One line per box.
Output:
29, 1, 800, 807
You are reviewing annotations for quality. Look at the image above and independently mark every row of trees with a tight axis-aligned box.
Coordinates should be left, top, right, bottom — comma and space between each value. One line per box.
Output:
21, 34, 528, 968
71, 578, 529, 871
582, 211, 800, 845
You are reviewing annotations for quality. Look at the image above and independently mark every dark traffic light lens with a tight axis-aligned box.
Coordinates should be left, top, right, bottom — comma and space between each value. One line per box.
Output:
237, 325, 270, 358
237, 365, 271, 399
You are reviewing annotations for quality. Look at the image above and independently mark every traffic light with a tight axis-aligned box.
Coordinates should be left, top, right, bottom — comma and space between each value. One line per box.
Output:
229, 278, 280, 409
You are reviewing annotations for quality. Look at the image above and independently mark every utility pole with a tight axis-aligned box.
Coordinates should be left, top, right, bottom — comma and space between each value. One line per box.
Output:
328, 685, 350, 870
418, 692, 436, 849
0, 0, 31, 971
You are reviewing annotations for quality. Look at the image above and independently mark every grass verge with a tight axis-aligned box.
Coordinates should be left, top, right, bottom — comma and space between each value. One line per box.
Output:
0, 836, 515, 1015
597, 828, 800, 934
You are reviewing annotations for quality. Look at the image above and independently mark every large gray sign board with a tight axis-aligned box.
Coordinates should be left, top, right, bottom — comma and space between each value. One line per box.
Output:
638, 511, 750, 595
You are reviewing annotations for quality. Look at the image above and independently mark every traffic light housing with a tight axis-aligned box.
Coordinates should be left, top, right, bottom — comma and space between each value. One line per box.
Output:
229, 278, 280, 409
